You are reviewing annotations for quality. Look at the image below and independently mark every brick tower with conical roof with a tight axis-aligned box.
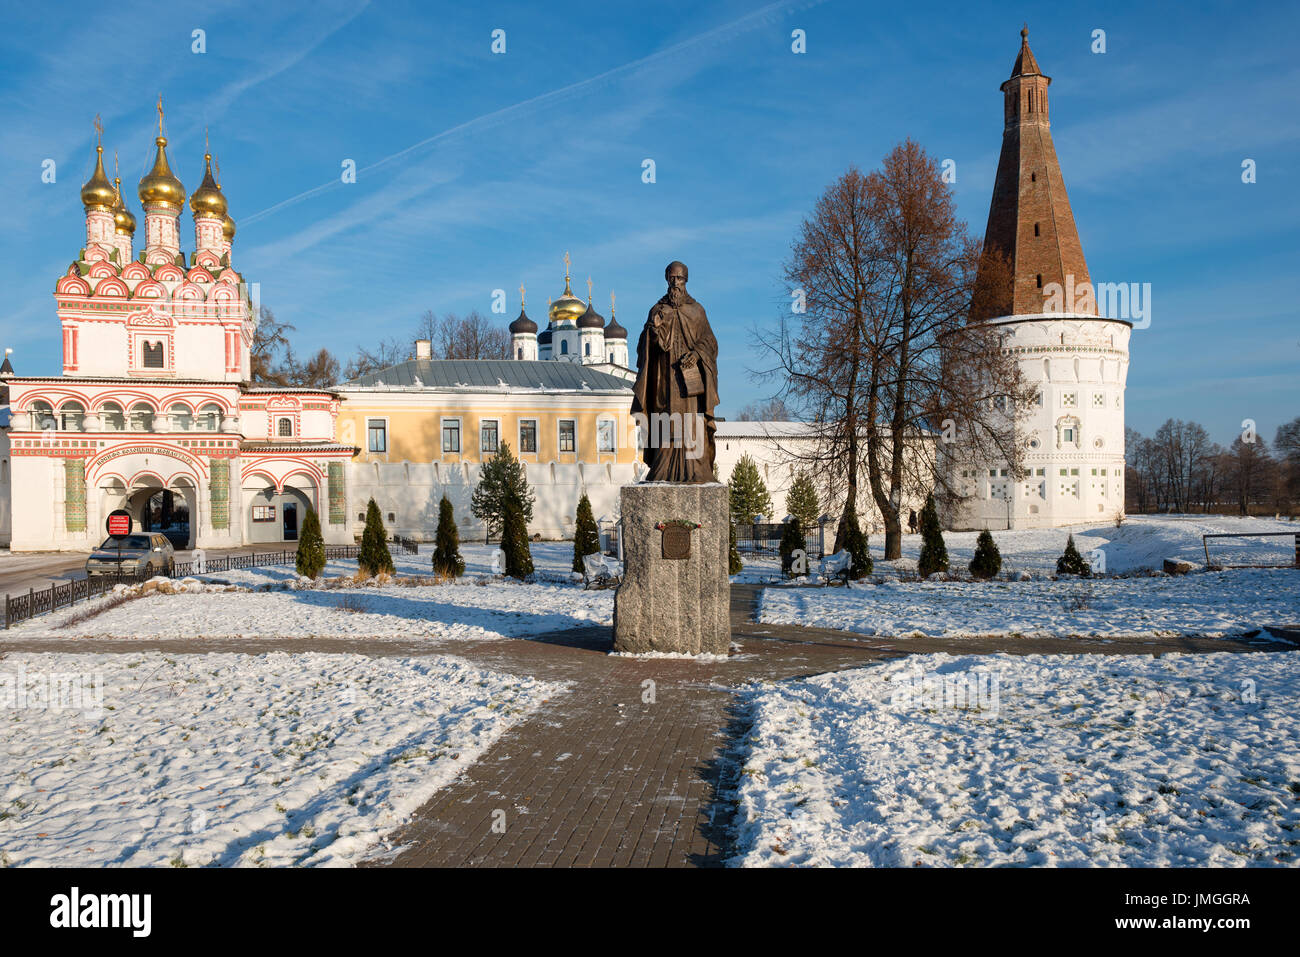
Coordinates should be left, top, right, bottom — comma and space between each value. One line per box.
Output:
978, 27, 1095, 317
951, 28, 1130, 533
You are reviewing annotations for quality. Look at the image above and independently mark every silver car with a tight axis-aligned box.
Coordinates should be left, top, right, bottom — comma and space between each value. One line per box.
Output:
85, 533, 176, 578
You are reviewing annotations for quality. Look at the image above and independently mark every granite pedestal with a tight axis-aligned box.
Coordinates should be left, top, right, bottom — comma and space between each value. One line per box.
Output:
613, 482, 730, 655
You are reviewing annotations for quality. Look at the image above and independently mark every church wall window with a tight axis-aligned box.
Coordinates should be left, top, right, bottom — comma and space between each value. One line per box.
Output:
585, 342, 591, 356
480, 419, 499, 455
558, 419, 576, 454
597, 418, 616, 453
367, 418, 387, 453
278, 417, 293, 437
560, 340, 569, 356
170, 403, 194, 431
197, 403, 222, 432
129, 403, 154, 431
59, 401, 85, 431
519, 419, 538, 454
100, 401, 125, 432
441, 418, 462, 454
28, 401, 56, 431
142, 340, 165, 368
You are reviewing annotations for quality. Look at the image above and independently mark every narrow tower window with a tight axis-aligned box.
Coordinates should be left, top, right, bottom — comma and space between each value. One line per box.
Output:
1034, 222, 1040, 236
1036, 274, 1043, 288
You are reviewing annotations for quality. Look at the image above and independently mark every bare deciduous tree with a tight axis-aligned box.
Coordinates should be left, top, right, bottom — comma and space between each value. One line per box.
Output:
734, 397, 793, 421
343, 337, 407, 381
756, 141, 1031, 559
422, 310, 511, 360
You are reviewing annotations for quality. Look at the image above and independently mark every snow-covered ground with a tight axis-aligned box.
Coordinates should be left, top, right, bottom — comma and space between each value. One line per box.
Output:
0, 650, 562, 867
759, 568, 1300, 639
737, 515, 1297, 580
732, 652, 1300, 867
755, 515, 1300, 639
875, 514, 1297, 576
4, 574, 612, 641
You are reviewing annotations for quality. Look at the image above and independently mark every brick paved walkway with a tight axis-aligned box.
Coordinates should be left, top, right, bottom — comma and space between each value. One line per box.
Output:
4, 583, 1293, 867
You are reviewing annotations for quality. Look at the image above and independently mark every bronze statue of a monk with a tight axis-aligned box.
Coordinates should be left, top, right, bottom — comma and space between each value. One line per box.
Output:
631, 261, 719, 483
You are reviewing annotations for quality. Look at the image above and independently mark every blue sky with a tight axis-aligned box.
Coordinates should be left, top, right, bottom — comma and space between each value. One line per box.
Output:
1, 0, 1296, 445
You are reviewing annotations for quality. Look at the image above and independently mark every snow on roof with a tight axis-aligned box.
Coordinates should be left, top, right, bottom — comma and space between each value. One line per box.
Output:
340, 359, 632, 393
714, 420, 820, 438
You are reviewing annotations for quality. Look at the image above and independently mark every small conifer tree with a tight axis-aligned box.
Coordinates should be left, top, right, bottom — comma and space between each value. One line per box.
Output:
785, 471, 821, 532
471, 442, 535, 543
295, 507, 326, 579
779, 518, 807, 576
432, 495, 465, 578
500, 490, 534, 580
1056, 533, 1091, 576
916, 493, 949, 578
840, 503, 873, 578
728, 453, 773, 524
358, 497, 394, 578
969, 529, 1002, 580
572, 494, 600, 572
728, 523, 744, 575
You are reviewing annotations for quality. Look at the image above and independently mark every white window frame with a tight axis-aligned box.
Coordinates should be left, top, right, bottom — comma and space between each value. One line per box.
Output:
479, 418, 499, 455
596, 417, 617, 453
367, 417, 388, 454
557, 418, 577, 455
518, 418, 538, 455
441, 416, 462, 454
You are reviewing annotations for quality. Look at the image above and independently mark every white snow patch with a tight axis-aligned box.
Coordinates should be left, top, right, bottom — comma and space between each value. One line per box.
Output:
7, 576, 612, 641
759, 568, 1299, 639
732, 651, 1300, 867
0, 651, 563, 867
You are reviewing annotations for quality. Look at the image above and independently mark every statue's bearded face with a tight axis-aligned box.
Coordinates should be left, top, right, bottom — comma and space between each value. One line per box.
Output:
666, 266, 687, 305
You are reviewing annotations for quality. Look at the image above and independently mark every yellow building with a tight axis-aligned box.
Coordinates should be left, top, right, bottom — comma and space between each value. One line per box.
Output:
337, 348, 638, 539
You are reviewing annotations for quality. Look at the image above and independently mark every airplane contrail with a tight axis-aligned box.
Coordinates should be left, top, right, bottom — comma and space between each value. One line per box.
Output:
242, 0, 825, 226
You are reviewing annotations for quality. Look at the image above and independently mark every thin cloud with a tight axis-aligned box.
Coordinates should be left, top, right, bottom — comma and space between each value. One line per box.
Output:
243, 0, 827, 226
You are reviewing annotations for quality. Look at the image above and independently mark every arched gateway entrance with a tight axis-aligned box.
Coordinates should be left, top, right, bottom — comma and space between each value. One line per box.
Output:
97, 475, 199, 550
129, 486, 192, 548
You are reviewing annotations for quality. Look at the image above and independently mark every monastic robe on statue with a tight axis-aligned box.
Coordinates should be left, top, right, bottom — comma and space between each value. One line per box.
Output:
631, 291, 719, 483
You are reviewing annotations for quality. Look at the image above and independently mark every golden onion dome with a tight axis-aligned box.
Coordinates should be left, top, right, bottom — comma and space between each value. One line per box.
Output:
112, 177, 137, 235
80, 145, 117, 211
189, 152, 227, 218
548, 275, 587, 325
138, 136, 185, 208
222, 212, 236, 242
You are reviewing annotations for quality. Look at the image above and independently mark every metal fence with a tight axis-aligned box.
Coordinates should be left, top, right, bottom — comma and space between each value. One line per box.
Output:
733, 522, 826, 559
4, 540, 419, 630
1202, 532, 1300, 569
4, 571, 148, 630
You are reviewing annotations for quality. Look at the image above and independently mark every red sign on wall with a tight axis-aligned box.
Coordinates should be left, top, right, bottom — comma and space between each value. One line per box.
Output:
106, 510, 132, 537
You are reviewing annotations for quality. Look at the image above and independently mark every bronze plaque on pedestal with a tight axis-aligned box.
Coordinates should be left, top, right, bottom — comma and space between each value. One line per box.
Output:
661, 525, 692, 560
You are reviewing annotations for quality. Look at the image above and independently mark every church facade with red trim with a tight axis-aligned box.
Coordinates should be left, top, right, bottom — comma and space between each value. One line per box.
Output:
0, 123, 354, 551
